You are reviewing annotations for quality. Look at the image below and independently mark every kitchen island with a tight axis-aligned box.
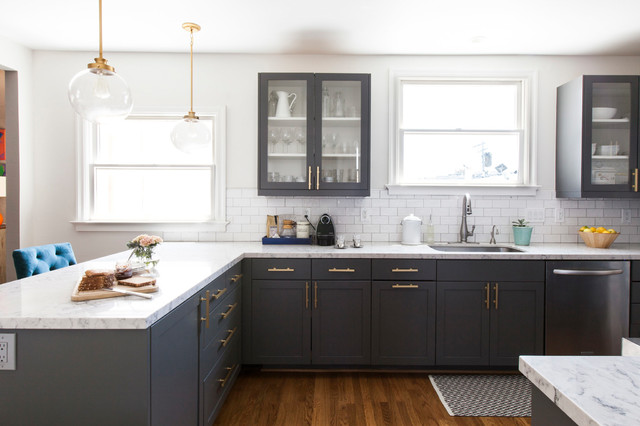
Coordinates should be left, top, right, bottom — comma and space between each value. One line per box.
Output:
2, 241, 640, 425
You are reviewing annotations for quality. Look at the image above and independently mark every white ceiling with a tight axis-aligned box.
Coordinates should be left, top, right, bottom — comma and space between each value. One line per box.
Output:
3, 0, 640, 55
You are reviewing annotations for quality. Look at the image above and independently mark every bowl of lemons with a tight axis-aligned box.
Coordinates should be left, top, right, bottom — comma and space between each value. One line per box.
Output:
578, 226, 619, 248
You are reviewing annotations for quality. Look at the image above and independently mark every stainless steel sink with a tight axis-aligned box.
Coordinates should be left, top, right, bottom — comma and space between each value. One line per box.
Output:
428, 244, 525, 253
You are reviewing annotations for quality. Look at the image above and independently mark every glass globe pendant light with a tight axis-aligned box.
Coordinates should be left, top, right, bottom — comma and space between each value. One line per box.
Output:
68, 0, 133, 123
171, 22, 211, 154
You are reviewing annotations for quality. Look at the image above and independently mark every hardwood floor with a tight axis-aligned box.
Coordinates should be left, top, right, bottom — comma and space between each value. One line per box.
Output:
214, 370, 532, 426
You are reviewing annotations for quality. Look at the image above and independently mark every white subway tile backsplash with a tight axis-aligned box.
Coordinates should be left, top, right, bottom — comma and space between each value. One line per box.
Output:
166, 188, 640, 243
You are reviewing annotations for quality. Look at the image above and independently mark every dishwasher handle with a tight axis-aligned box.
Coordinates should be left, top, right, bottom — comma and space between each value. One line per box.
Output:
552, 268, 623, 276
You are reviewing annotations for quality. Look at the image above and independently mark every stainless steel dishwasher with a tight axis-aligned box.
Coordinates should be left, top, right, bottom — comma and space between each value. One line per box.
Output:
546, 260, 630, 355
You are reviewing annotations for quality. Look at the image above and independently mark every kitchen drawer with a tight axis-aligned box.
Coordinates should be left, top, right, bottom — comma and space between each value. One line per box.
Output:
372, 259, 436, 281
201, 306, 240, 377
312, 258, 371, 280
631, 304, 640, 324
201, 337, 241, 426
632, 282, 640, 303
225, 261, 243, 292
631, 324, 640, 338
632, 261, 640, 281
202, 273, 228, 310
202, 286, 240, 350
437, 260, 544, 281
252, 258, 311, 280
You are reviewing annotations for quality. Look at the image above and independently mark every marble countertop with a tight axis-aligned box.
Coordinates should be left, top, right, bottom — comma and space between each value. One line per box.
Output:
520, 355, 640, 426
2, 241, 640, 330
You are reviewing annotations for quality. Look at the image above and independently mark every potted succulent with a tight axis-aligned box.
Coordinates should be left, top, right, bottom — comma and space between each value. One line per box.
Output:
512, 219, 533, 246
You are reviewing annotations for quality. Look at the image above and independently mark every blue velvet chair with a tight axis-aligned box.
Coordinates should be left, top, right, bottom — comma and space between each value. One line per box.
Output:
13, 243, 77, 279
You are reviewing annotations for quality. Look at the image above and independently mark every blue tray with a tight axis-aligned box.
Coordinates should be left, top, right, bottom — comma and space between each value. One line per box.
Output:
262, 236, 312, 245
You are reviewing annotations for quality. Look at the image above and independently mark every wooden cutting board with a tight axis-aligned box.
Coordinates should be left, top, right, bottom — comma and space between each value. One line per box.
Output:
71, 278, 158, 301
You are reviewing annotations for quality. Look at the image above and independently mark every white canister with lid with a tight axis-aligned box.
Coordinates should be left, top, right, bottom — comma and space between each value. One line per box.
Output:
296, 221, 310, 238
401, 214, 422, 245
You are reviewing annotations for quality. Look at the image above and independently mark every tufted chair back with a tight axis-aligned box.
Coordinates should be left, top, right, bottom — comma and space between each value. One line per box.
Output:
13, 243, 77, 279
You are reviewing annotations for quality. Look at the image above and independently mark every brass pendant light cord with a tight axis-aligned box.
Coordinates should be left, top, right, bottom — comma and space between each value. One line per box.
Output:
189, 27, 194, 114
98, 0, 103, 60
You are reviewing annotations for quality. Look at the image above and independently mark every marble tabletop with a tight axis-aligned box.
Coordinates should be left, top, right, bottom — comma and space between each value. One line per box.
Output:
520, 355, 640, 426
2, 241, 640, 330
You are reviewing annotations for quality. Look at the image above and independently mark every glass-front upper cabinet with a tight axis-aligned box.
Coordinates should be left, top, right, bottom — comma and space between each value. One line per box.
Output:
556, 75, 640, 198
258, 73, 370, 196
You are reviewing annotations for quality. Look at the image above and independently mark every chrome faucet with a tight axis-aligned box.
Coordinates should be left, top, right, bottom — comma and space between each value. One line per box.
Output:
459, 193, 475, 243
489, 225, 499, 244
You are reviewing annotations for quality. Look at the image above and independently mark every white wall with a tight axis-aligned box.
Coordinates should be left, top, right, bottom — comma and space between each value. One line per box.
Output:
29, 51, 640, 260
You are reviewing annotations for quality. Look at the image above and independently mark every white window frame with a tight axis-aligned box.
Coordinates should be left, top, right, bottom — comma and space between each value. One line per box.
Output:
388, 70, 539, 196
72, 106, 228, 232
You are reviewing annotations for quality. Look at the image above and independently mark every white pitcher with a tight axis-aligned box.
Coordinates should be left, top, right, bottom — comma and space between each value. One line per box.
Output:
275, 91, 297, 118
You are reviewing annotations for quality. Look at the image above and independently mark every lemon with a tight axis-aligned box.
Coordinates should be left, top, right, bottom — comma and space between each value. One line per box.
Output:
589, 227, 597, 232
602, 230, 611, 234
583, 228, 593, 233
596, 227, 607, 233
608, 228, 616, 234
579, 226, 588, 232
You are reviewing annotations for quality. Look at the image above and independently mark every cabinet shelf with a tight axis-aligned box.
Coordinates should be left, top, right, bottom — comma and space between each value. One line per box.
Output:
322, 153, 361, 158
267, 153, 306, 158
592, 118, 629, 123
268, 117, 307, 126
592, 155, 629, 160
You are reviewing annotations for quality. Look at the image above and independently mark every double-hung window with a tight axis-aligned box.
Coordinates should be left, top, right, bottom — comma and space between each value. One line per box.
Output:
74, 108, 226, 230
390, 72, 536, 194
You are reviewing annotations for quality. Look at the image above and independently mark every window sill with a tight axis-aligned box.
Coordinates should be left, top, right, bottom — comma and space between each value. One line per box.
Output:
385, 184, 540, 197
71, 220, 229, 233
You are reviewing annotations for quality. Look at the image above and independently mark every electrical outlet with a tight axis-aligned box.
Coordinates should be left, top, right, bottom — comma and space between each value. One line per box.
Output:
360, 208, 371, 224
0, 333, 16, 370
555, 208, 565, 223
622, 209, 632, 225
526, 208, 545, 223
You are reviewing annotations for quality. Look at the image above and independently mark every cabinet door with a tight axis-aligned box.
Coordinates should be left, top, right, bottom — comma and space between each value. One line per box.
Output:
489, 281, 544, 366
314, 73, 370, 196
151, 293, 199, 426
583, 76, 639, 195
312, 280, 371, 364
251, 280, 311, 364
258, 73, 314, 195
436, 282, 490, 366
372, 281, 436, 365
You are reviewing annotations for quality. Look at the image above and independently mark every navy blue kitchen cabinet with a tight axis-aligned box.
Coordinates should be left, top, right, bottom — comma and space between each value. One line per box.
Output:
557, 75, 640, 198
371, 259, 437, 365
258, 73, 371, 196
436, 260, 545, 366
630, 261, 640, 336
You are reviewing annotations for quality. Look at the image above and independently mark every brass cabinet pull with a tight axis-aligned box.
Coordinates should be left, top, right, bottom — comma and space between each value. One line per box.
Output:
267, 267, 295, 272
484, 283, 490, 310
230, 274, 243, 283
218, 364, 237, 388
328, 267, 355, 273
308, 166, 312, 190
220, 303, 238, 319
314, 282, 318, 309
200, 290, 210, 328
305, 282, 309, 309
392, 268, 419, 273
493, 283, 499, 310
316, 166, 320, 190
634, 169, 639, 192
219, 327, 237, 347
392, 284, 419, 289
213, 287, 227, 300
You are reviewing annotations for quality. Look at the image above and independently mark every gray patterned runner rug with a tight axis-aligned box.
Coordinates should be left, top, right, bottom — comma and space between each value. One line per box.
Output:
429, 374, 531, 417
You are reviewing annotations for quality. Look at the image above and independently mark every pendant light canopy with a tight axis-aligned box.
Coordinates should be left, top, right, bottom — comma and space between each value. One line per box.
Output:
68, 0, 133, 123
171, 22, 211, 154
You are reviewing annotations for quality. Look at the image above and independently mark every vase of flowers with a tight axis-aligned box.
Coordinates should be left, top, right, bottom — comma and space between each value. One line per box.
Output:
127, 234, 163, 273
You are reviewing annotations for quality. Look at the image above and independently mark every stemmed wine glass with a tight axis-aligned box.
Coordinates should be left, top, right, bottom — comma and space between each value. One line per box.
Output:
281, 127, 293, 153
268, 128, 280, 153
294, 127, 305, 153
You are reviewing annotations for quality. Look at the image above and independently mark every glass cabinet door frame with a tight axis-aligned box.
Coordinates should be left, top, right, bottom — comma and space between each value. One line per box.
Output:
258, 73, 315, 192
313, 73, 371, 195
582, 75, 639, 195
